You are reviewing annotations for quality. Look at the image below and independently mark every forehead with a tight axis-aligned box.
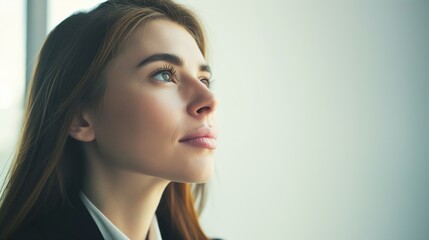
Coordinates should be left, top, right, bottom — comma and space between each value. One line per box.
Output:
121, 19, 206, 65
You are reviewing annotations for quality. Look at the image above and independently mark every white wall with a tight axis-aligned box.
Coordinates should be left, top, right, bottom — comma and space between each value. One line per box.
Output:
0, 0, 25, 187
181, 1, 429, 239
1, 1, 428, 239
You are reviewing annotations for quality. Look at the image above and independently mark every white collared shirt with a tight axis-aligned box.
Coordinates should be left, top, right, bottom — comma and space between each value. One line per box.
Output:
80, 192, 163, 240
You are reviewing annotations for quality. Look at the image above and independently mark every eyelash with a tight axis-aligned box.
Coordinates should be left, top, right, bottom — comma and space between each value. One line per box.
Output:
150, 64, 214, 89
150, 64, 177, 83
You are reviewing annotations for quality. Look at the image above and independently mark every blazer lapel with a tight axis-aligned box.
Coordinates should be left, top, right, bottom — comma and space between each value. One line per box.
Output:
35, 196, 104, 240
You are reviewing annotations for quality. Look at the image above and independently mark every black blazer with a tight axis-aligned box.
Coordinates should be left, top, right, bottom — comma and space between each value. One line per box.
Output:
10, 196, 104, 240
10, 196, 222, 240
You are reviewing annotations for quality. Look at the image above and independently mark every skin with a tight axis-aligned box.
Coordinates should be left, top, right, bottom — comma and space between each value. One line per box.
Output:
69, 19, 218, 239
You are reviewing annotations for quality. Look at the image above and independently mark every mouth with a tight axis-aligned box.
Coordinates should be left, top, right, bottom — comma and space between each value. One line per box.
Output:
179, 137, 217, 149
179, 127, 217, 149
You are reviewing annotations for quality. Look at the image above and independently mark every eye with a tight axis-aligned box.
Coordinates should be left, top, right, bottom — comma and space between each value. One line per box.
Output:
151, 64, 177, 83
153, 71, 173, 82
200, 78, 214, 89
200, 78, 210, 88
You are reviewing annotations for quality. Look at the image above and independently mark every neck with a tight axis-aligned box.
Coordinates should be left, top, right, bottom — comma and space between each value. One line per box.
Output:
82, 147, 170, 240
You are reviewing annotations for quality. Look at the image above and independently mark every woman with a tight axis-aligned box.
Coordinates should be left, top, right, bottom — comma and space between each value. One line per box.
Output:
0, 0, 220, 239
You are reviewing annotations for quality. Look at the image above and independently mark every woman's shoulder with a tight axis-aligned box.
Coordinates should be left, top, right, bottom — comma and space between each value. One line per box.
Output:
9, 199, 103, 240
9, 224, 47, 240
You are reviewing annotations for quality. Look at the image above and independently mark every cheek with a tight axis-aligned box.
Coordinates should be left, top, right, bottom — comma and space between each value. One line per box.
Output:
92, 84, 215, 183
94, 86, 182, 170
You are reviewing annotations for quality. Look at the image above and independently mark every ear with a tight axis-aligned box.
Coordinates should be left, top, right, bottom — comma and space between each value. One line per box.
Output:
68, 109, 96, 142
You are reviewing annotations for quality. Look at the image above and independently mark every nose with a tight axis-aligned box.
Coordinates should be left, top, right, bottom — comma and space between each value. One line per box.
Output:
186, 80, 218, 119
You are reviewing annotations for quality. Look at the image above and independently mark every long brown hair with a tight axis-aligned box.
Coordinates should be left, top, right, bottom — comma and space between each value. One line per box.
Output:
0, 1, 210, 239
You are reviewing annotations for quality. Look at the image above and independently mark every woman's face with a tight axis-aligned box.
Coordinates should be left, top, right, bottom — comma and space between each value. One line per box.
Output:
89, 19, 218, 183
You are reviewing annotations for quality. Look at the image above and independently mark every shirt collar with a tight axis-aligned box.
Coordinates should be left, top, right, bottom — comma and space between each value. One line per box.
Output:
80, 192, 163, 240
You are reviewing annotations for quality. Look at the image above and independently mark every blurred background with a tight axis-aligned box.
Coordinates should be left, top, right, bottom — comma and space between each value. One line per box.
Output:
0, 0, 428, 239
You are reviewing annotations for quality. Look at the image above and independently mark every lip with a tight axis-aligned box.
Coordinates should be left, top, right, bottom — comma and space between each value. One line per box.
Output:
179, 127, 217, 149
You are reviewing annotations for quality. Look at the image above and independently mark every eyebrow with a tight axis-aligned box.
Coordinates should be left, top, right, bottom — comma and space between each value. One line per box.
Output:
136, 53, 212, 75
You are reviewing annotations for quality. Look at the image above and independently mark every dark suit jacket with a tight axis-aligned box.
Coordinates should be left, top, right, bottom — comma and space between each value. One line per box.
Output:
10, 196, 104, 240
10, 196, 222, 240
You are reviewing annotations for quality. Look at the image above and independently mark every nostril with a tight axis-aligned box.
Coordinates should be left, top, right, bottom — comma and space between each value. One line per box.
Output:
196, 106, 210, 114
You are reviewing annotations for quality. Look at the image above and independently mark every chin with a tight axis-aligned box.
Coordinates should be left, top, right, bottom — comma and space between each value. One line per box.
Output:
172, 162, 215, 183
177, 171, 214, 184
